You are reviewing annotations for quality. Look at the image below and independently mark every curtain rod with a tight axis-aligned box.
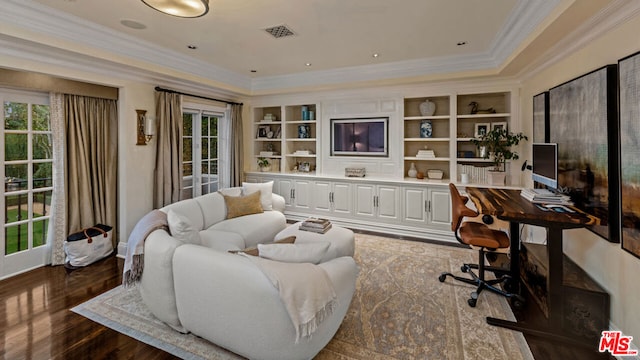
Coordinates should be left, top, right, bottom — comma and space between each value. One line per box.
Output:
155, 86, 243, 106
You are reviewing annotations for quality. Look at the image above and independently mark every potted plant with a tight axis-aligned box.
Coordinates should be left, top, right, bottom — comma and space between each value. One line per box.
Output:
257, 157, 271, 172
471, 128, 527, 185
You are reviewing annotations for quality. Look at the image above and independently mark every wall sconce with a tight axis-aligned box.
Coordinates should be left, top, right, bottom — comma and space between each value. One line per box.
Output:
136, 109, 155, 145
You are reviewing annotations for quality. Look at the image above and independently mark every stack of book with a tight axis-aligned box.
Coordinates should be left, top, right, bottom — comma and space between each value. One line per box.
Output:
416, 149, 436, 159
300, 218, 332, 234
520, 188, 573, 205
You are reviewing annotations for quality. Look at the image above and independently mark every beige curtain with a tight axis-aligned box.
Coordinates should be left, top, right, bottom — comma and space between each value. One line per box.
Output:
48, 93, 66, 265
229, 103, 244, 187
65, 95, 118, 244
153, 91, 183, 208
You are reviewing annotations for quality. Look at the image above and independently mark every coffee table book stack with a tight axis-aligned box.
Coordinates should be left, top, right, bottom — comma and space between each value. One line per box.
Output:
300, 218, 332, 234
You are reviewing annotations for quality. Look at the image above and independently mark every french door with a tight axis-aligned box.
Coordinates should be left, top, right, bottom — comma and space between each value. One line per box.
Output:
182, 105, 226, 200
1, 89, 51, 279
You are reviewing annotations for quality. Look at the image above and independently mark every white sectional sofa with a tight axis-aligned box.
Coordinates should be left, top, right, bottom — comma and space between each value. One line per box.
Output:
138, 186, 358, 360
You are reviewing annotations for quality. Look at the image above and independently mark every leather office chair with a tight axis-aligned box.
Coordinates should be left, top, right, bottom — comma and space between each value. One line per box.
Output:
439, 183, 524, 308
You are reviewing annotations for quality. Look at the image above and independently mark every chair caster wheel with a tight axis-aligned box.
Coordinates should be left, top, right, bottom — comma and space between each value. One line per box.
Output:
510, 295, 526, 310
438, 274, 446, 282
461, 265, 469, 273
468, 298, 477, 307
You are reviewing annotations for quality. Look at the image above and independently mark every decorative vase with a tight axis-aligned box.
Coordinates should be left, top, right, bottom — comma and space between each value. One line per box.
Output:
408, 162, 418, 178
419, 99, 436, 116
260, 165, 271, 172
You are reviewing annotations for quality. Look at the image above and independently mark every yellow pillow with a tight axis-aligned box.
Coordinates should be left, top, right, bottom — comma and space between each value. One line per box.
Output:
223, 191, 264, 219
229, 235, 297, 256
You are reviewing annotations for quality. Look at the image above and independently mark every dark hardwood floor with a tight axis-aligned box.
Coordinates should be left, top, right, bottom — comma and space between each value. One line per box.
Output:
0, 253, 612, 360
0, 255, 177, 360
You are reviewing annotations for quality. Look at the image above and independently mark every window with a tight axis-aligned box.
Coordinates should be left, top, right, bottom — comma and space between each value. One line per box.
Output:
182, 103, 228, 199
2, 93, 52, 256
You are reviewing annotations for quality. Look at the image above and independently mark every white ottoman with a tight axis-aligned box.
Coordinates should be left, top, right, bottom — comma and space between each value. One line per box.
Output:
274, 222, 355, 262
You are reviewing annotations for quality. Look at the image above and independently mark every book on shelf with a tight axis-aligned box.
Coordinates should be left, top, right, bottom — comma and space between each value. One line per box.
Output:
416, 150, 436, 158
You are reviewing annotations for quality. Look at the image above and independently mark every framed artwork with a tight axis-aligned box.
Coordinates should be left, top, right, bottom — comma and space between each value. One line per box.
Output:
533, 91, 549, 143
474, 123, 490, 137
549, 64, 619, 243
491, 122, 507, 132
256, 125, 270, 138
619, 51, 640, 258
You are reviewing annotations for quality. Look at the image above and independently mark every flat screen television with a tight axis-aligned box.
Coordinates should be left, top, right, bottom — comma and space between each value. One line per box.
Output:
532, 143, 558, 189
330, 117, 388, 157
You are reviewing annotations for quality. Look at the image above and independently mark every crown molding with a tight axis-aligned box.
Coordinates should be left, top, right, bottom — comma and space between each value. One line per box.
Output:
1, 0, 560, 94
0, 0, 251, 91
489, 0, 562, 67
520, 0, 640, 81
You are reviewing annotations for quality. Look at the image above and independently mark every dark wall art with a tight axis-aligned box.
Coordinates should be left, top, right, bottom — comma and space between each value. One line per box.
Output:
619, 51, 640, 258
549, 65, 619, 243
533, 91, 549, 143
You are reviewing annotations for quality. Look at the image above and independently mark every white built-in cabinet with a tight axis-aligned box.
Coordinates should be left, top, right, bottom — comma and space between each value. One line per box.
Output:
402, 186, 451, 229
313, 181, 352, 215
245, 173, 454, 243
353, 184, 400, 222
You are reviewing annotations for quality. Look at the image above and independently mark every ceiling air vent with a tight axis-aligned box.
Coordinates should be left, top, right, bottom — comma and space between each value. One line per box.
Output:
264, 24, 295, 39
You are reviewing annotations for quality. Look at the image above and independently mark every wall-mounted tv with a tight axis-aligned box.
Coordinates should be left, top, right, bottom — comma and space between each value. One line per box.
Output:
330, 117, 388, 157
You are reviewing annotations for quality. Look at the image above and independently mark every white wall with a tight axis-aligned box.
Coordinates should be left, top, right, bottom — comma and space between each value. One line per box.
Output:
520, 11, 640, 339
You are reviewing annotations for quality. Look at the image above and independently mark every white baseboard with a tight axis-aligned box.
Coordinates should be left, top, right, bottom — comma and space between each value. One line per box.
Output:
117, 241, 127, 258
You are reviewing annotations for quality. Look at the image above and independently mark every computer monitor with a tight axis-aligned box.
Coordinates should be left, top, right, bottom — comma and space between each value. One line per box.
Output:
532, 143, 558, 189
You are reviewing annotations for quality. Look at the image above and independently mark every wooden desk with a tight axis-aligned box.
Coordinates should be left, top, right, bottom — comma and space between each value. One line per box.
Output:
465, 187, 600, 348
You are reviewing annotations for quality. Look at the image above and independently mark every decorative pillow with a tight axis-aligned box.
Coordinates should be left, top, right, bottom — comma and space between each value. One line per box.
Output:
229, 235, 297, 256
257, 241, 330, 264
166, 209, 200, 244
242, 181, 274, 211
223, 191, 264, 219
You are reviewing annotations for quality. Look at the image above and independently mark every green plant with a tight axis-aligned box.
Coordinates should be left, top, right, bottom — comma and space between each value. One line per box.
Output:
257, 157, 270, 168
471, 128, 527, 171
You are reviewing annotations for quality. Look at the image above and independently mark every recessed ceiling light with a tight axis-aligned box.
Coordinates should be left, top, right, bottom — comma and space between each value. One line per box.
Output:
305, 63, 312, 67
457, 41, 467, 46
187, 45, 198, 50
250, 70, 257, 73
372, 53, 379, 58
120, 19, 147, 30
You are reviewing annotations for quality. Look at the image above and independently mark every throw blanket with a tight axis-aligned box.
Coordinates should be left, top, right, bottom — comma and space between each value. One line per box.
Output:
244, 255, 337, 342
123, 210, 168, 287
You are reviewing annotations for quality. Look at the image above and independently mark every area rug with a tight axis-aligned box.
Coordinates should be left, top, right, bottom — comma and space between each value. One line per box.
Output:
72, 233, 534, 360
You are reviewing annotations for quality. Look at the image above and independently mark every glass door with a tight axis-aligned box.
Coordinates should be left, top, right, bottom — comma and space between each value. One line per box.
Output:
1, 90, 51, 278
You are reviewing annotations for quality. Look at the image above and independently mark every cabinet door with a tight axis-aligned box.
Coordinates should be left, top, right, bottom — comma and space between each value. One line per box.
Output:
313, 181, 332, 213
293, 180, 312, 210
354, 184, 376, 218
276, 179, 294, 208
377, 185, 400, 221
332, 182, 352, 215
403, 188, 427, 223
429, 188, 451, 227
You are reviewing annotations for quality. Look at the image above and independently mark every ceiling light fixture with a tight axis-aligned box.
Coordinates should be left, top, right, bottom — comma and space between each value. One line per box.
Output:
305, 63, 312, 67
141, 0, 209, 18
457, 41, 467, 46
372, 53, 379, 58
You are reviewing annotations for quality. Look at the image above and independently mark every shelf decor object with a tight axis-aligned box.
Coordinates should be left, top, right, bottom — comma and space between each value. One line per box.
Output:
419, 99, 436, 116
420, 120, 433, 138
